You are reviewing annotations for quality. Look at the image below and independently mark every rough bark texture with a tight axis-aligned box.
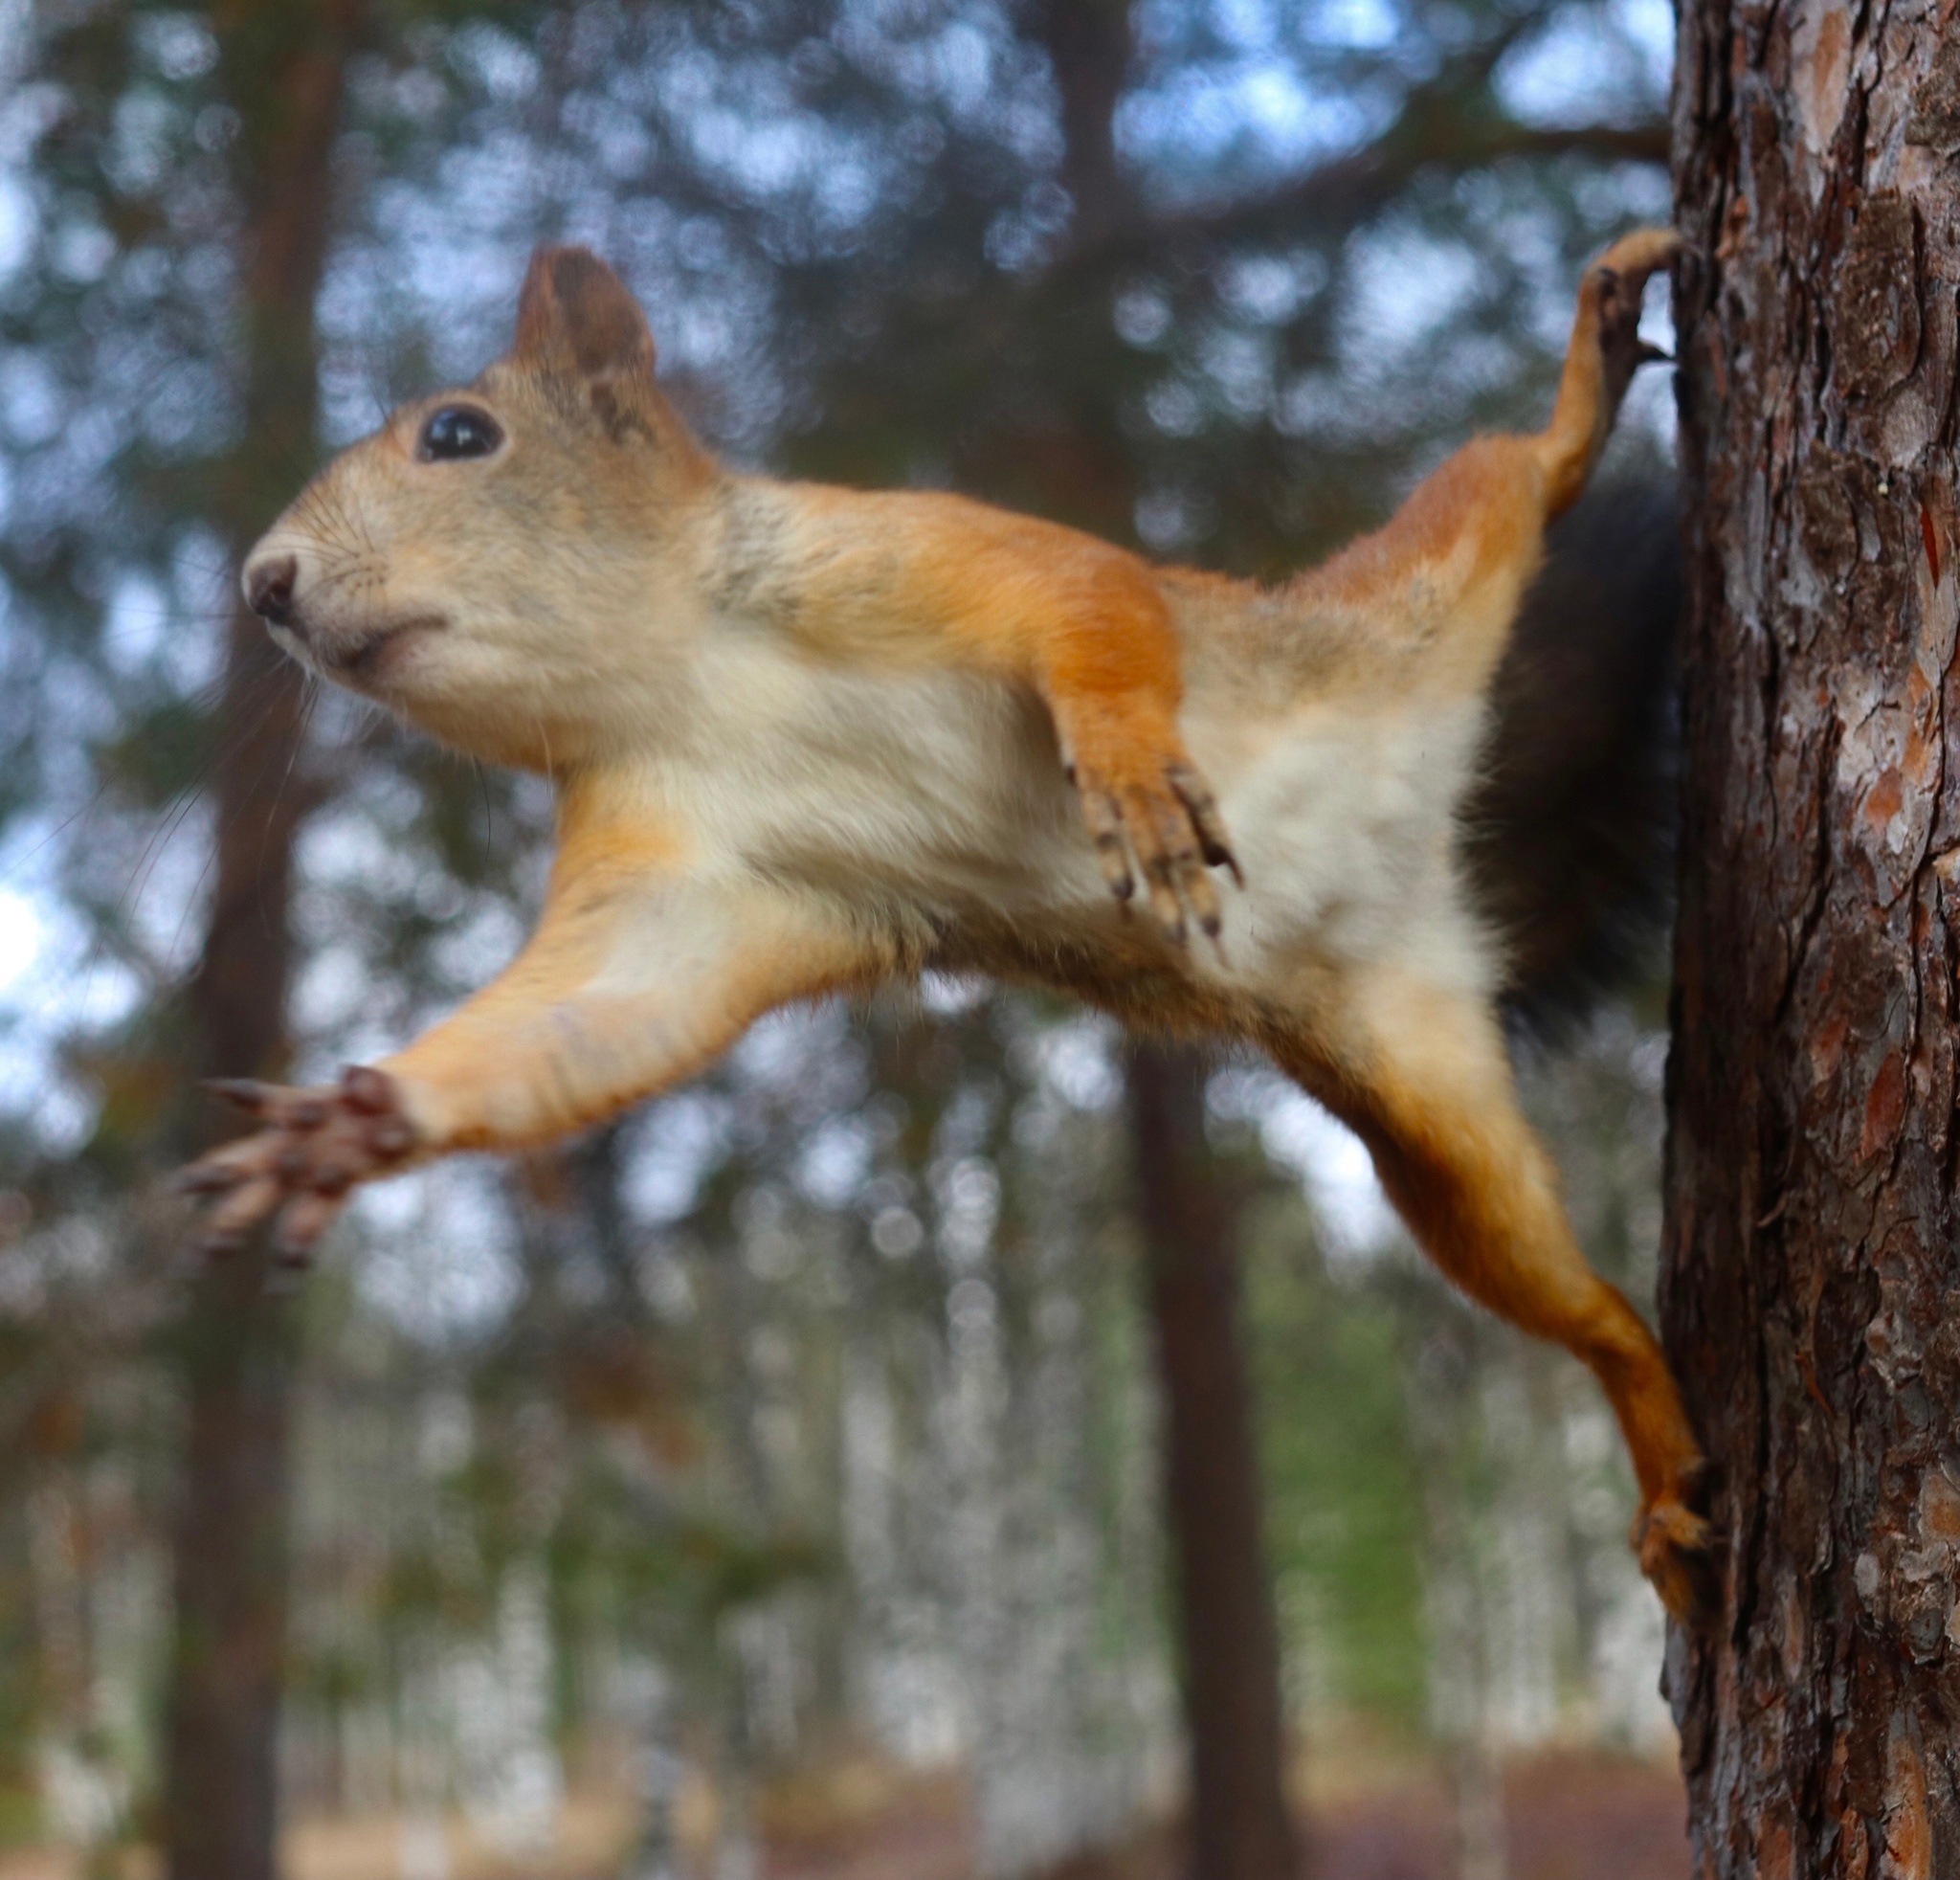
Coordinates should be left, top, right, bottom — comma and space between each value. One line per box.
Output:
1129, 1042, 1301, 1880
163, 11, 359, 1879
1665, 5, 1960, 1874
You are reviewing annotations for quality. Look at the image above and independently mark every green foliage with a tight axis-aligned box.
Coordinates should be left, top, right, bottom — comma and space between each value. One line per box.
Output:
1246, 1201, 1429, 1729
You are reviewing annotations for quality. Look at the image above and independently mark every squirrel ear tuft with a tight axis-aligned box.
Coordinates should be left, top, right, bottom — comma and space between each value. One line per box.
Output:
515, 246, 657, 381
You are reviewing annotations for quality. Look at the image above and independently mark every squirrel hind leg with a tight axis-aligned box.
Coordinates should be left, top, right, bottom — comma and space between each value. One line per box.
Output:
1273, 967, 1720, 1629
1537, 229, 1682, 520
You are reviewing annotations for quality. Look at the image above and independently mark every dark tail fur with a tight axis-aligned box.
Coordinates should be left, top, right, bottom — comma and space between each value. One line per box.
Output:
1460, 481, 1682, 1039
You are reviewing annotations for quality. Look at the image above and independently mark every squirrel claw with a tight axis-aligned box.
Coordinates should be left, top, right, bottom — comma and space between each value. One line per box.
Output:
1632, 1455, 1722, 1632
1587, 231, 1683, 415
1167, 761, 1242, 886
1069, 749, 1240, 948
173, 1160, 244, 1197
1636, 1498, 1723, 1632
1080, 787, 1137, 904
203, 1077, 275, 1115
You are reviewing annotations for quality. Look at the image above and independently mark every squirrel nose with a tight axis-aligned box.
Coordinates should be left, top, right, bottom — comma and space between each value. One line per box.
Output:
245, 554, 298, 627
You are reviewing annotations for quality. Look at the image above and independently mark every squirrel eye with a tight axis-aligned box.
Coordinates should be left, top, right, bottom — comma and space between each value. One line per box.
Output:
417, 404, 503, 462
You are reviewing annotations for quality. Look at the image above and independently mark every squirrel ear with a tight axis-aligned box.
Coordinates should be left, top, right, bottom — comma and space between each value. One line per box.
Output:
515, 246, 657, 381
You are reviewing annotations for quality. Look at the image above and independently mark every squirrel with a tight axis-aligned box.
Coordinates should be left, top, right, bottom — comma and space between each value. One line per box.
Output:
181, 229, 1715, 1626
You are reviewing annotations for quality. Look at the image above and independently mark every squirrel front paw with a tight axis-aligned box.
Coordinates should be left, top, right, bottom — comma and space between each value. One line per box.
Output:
176, 1066, 419, 1263
1061, 717, 1241, 945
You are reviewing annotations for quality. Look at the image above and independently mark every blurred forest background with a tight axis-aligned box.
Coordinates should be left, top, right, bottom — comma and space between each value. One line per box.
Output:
0, 2, 1691, 1877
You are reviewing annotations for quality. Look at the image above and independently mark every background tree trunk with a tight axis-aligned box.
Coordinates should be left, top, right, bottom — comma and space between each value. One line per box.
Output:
1024, 3, 1303, 1864
164, 11, 361, 1879
1129, 1042, 1301, 1880
1665, 4, 1960, 1872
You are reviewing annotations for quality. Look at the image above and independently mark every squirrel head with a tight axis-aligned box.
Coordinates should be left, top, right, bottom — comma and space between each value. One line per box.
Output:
241, 245, 721, 770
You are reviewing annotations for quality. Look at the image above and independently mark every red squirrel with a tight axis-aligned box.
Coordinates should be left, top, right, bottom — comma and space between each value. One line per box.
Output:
181, 231, 1714, 1623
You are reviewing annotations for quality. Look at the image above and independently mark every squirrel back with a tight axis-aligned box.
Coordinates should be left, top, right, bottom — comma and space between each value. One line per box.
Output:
1459, 480, 1682, 1038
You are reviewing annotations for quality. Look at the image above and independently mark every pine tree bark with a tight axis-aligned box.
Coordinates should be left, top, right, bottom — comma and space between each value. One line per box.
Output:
1664, 5, 1960, 1872
164, 10, 362, 1879
1129, 1043, 1301, 1880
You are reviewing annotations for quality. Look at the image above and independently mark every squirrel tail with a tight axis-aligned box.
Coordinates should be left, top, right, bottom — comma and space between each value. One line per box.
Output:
1459, 479, 1682, 1041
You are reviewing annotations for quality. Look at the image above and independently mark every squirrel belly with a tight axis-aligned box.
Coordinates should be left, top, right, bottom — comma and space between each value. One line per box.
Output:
656, 636, 1102, 924
626, 562, 1500, 1028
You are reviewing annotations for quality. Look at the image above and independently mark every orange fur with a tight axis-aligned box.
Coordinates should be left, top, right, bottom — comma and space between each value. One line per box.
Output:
763, 484, 1196, 802
735, 481, 1228, 932
1269, 969, 1712, 1621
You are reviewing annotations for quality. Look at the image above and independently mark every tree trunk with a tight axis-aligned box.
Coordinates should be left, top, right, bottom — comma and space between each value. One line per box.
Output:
1664, 6, 1960, 1873
1129, 1042, 1301, 1880
164, 11, 360, 1880
1026, 3, 1303, 1861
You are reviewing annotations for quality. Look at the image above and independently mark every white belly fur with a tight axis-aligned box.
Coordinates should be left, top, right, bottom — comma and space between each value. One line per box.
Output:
670, 636, 1501, 1005
1190, 694, 1498, 1001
